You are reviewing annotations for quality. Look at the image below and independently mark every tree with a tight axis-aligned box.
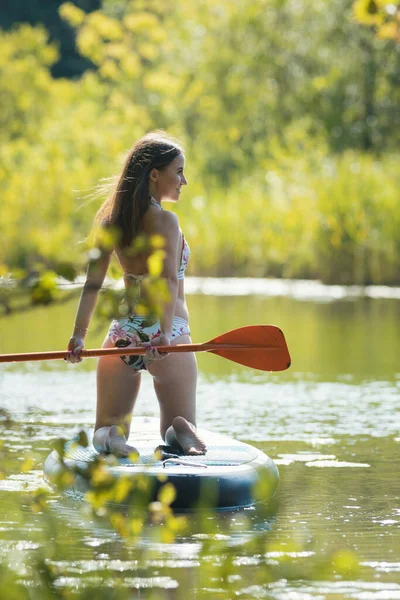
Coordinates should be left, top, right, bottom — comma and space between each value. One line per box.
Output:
0, 0, 101, 77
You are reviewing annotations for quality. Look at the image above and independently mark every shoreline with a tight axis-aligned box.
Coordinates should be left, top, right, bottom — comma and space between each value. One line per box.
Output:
56, 276, 400, 302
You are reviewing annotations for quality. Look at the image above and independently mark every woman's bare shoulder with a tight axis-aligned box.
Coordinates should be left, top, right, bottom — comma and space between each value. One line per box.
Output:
144, 207, 180, 236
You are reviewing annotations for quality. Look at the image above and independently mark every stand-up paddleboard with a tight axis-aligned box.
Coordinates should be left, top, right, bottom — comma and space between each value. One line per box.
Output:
44, 417, 279, 511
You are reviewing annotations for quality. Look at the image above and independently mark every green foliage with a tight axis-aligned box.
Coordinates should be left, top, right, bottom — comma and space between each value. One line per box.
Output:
0, 0, 101, 78
354, 0, 400, 42
0, 26, 58, 142
1, 0, 400, 292
177, 142, 400, 284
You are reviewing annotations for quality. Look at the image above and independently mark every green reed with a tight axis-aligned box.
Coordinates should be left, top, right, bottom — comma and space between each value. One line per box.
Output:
3, 145, 399, 290
1, 123, 399, 291
177, 149, 400, 285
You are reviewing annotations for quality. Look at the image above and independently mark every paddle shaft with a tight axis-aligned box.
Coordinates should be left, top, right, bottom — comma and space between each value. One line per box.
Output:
0, 343, 279, 363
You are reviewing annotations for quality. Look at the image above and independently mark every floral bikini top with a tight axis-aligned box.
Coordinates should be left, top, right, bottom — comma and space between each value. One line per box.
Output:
177, 236, 190, 280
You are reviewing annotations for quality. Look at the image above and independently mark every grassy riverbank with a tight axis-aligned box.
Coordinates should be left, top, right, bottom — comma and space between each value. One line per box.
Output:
177, 149, 400, 285
1, 145, 400, 286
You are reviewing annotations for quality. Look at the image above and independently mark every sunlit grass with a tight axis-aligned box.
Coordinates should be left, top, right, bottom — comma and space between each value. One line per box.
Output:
2, 147, 400, 293
176, 150, 400, 284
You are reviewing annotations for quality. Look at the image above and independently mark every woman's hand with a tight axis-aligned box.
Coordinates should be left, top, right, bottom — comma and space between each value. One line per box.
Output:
66, 335, 85, 364
144, 333, 171, 363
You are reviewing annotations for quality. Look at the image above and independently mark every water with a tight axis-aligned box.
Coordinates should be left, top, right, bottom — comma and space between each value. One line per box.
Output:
0, 280, 400, 599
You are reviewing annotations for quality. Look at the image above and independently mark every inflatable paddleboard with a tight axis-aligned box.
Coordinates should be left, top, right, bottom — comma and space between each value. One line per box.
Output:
44, 417, 279, 511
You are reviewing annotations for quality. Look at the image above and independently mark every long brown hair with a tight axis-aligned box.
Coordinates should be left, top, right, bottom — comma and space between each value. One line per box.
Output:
96, 131, 183, 248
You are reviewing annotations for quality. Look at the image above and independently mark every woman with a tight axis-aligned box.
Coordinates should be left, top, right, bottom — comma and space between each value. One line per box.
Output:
67, 132, 206, 458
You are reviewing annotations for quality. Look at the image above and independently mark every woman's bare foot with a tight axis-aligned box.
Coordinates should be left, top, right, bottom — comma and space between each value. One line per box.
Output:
93, 425, 139, 459
168, 416, 207, 456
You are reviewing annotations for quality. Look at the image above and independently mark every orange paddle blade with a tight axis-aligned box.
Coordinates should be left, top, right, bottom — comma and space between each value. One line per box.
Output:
204, 325, 291, 371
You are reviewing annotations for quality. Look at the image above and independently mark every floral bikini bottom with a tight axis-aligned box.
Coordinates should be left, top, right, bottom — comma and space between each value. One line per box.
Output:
108, 315, 190, 371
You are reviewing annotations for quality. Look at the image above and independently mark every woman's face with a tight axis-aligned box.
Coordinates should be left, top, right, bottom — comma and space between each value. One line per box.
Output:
150, 153, 188, 202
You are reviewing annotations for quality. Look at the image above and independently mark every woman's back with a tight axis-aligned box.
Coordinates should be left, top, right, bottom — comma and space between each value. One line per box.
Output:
114, 203, 188, 319
115, 204, 182, 278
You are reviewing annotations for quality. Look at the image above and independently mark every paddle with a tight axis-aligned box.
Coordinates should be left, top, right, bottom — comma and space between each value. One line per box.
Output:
0, 325, 291, 372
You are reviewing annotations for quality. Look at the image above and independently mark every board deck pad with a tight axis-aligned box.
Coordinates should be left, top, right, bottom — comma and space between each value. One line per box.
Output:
44, 417, 279, 510
65, 433, 259, 468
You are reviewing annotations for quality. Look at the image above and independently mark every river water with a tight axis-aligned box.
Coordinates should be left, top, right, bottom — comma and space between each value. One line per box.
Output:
0, 279, 399, 599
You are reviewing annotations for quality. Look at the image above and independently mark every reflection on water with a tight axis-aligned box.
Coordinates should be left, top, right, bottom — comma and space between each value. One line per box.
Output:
185, 276, 400, 301
0, 288, 399, 598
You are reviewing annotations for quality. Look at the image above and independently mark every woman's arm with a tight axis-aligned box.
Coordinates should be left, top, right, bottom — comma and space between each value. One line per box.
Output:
72, 248, 111, 337
67, 247, 111, 362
